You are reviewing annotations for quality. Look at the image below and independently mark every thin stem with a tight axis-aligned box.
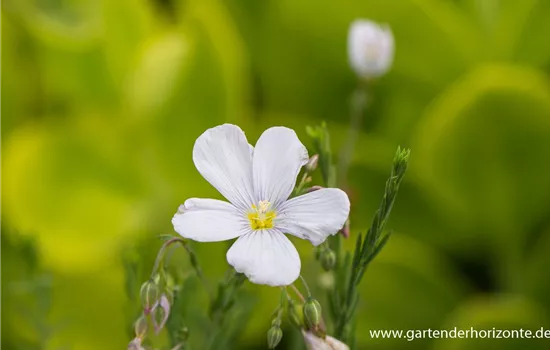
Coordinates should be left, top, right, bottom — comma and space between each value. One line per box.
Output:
150, 236, 211, 298
338, 82, 369, 186
150, 237, 186, 279
334, 147, 410, 341
294, 171, 310, 196
299, 275, 312, 298
290, 284, 306, 303
280, 286, 288, 305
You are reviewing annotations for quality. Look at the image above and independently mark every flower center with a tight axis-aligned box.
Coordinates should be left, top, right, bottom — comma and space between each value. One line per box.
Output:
247, 200, 276, 230
365, 43, 381, 63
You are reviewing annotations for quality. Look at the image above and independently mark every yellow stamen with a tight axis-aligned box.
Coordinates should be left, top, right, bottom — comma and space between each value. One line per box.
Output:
248, 200, 276, 230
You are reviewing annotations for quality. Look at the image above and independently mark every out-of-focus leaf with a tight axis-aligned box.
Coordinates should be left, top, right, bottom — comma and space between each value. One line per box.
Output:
2, 117, 143, 271
523, 227, 550, 314
99, 0, 154, 89
413, 64, 550, 250
227, 0, 483, 126
4, 0, 99, 50
355, 234, 470, 350
434, 295, 549, 350
124, 31, 191, 118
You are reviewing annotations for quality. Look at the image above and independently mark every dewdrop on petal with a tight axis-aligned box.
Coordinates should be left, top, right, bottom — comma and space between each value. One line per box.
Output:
348, 19, 394, 79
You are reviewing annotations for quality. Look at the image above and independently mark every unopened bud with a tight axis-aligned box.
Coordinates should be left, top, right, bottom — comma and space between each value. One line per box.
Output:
348, 20, 394, 79
321, 249, 336, 271
176, 326, 189, 343
128, 338, 144, 350
140, 280, 160, 315
134, 315, 148, 340
305, 155, 319, 172
288, 300, 303, 328
152, 294, 171, 334
267, 325, 283, 349
303, 297, 322, 330
302, 330, 350, 350
339, 218, 350, 238
306, 185, 324, 193
314, 247, 322, 261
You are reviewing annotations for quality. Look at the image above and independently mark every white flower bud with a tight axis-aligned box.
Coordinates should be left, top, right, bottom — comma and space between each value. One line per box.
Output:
348, 19, 394, 79
128, 338, 146, 350
152, 294, 171, 334
302, 330, 349, 350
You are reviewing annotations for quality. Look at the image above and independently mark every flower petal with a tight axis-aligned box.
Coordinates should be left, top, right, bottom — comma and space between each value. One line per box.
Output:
276, 188, 350, 246
226, 229, 300, 286
302, 331, 350, 350
172, 198, 249, 242
193, 124, 255, 210
348, 20, 394, 78
253, 127, 308, 208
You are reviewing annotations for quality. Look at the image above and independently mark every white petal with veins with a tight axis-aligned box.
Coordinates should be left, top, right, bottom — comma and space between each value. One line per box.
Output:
226, 229, 300, 286
277, 188, 350, 246
172, 198, 249, 242
253, 127, 308, 208
193, 124, 256, 210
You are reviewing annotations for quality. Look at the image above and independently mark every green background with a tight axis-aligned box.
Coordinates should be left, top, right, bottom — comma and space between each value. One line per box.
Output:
2, 0, 550, 349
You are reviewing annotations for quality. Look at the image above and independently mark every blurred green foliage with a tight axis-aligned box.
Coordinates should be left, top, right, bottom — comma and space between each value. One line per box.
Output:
2, 0, 550, 349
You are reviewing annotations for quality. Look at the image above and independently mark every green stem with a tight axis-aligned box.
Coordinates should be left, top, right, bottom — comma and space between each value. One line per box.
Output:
290, 284, 306, 303
294, 171, 311, 196
150, 236, 210, 298
299, 275, 312, 298
334, 147, 410, 341
338, 82, 369, 186
150, 237, 186, 279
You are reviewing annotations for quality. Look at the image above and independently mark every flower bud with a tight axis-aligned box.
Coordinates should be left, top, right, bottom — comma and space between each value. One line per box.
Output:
339, 218, 350, 238
348, 19, 394, 79
134, 315, 148, 340
306, 185, 324, 193
305, 155, 319, 172
303, 297, 322, 330
267, 325, 283, 349
321, 249, 336, 271
140, 280, 160, 315
128, 338, 145, 350
314, 246, 322, 261
176, 326, 189, 343
302, 330, 349, 350
152, 294, 171, 334
287, 300, 303, 328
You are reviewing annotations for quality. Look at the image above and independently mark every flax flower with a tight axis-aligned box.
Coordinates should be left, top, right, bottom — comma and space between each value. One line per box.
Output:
348, 19, 394, 79
172, 124, 350, 286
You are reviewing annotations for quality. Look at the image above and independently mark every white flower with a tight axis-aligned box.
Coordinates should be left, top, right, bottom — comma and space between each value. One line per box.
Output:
348, 19, 394, 79
302, 331, 350, 350
128, 338, 146, 350
172, 124, 350, 286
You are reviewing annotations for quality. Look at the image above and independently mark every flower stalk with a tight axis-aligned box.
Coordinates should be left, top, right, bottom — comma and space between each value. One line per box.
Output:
338, 83, 369, 187
333, 146, 410, 341
307, 123, 410, 345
